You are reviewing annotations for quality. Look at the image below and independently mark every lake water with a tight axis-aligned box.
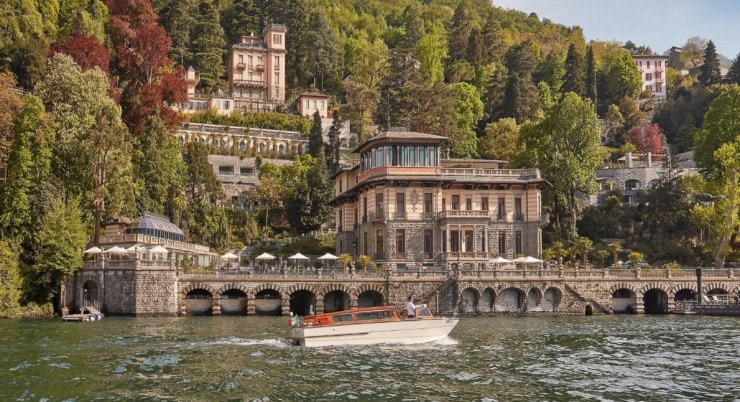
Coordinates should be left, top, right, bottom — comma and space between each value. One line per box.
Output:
0, 315, 737, 401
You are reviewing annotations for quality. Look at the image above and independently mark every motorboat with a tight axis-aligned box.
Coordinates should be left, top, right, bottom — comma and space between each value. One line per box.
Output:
290, 305, 459, 347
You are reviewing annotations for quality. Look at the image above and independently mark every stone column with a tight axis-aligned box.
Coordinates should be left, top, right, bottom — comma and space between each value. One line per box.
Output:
212, 295, 222, 316
246, 294, 256, 315
315, 296, 325, 314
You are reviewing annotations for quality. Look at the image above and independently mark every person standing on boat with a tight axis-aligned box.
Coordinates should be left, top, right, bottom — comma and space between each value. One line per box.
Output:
406, 296, 416, 318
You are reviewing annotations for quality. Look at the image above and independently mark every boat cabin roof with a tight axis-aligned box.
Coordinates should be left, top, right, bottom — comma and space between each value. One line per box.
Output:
300, 305, 434, 327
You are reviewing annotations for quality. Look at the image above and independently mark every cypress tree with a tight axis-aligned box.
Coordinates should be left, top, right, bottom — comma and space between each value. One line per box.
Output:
698, 40, 721, 86
585, 46, 597, 108
308, 111, 324, 157
191, 0, 227, 93
326, 110, 342, 173
725, 52, 740, 84
562, 44, 585, 97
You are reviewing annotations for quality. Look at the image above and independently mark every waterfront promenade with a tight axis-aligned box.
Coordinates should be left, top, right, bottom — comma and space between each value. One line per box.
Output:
67, 260, 738, 317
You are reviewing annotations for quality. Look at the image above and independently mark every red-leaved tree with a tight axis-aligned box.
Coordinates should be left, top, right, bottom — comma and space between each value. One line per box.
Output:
106, 0, 186, 135
625, 124, 666, 157
50, 33, 120, 102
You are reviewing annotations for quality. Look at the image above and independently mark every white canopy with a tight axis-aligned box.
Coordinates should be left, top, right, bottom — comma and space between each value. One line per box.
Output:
149, 245, 169, 254
317, 253, 338, 260
126, 244, 148, 252
221, 252, 239, 260
513, 256, 543, 264
288, 253, 309, 260
104, 246, 127, 254
84, 246, 103, 254
255, 252, 276, 260
491, 256, 512, 264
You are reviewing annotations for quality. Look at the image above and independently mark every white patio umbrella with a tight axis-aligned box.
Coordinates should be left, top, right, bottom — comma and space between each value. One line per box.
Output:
126, 244, 148, 253
221, 252, 239, 260
317, 253, 338, 260
288, 253, 309, 260
149, 245, 169, 254
104, 246, 127, 254
491, 256, 511, 264
255, 252, 276, 260
84, 246, 103, 254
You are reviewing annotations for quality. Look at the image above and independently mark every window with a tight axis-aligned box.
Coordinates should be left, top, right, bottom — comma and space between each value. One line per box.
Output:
645, 73, 652, 81
498, 197, 506, 220
240, 167, 253, 176
424, 193, 433, 216
481, 197, 489, 211
452, 195, 460, 210
273, 34, 282, 45
625, 179, 641, 190
396, 229, 405, 256
238, 55, 243, 63
396, 192, 405, 216
275, 56, 280, 66
656, 83, 662, 93
498, 231, 506, 254
656, 71, 662, 80
223, 100, 230, 109
275, 72, 279, 84
363, 197, 367, 222
450, 230, 460, 252
321, 101, 325, 111
466, 198, 472, 210
647, 60, 651, 69
656, 60, 662, 67
258, 56, 263, 65
338, 210, 343, 231
313, 100, 317, 110
305, 100, 309, 109
248, 55, 253, 66
375, 230, 384, 257
515, 231, 522, 255
464, 230, 474, 252
442, 198, 446, 211
423, 229, 433, 259
514, 198, 523, 221
218, 166, 234, 175
375, 193, 384, 213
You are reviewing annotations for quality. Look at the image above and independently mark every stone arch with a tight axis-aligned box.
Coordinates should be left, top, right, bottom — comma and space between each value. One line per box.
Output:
178, 136, 186, 147
219, 284, 248, 316
705, 282, 732, 295
238, 139, 247, 151
526, 287, 542, 311
459, 287, 479, 314
480, 288, 495, 313
289, 289, 317, 316
278, 143, 286, 154
82, 280, 99, 305
674, 288, 697, 302
322, 284, 351, 313
625, 179, 641, 190
182, 282, 217, 297
497, 287, 525, 312
542, 287, 562, 312
356, 284, 385, 308
253, 284, 283, 316
611, 284, 638, 314
642, 284, 669, 314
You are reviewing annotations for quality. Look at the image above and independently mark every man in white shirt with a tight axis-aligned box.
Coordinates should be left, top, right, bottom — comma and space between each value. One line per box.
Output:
406, 296, 416, 318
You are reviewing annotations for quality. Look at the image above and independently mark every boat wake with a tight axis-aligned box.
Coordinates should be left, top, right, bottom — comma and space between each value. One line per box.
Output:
188, 336, 291, 348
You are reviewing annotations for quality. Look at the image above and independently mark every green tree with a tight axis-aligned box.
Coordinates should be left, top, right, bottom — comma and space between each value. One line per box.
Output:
0, 95, 53, 245
157, 0, 198, 66
697, 40, 721, 86
401, 4, 425, 49
573, 236, 593, 266
0, 240, 22, 317
304, 11, 339, 91
447, 2, 470, 62
694, 87, 740, 179
308, 111, 324, 157
448, 82, 482, 158
680, 36, 707, 69
326, 110, 342, 173
343, 77, 379, 145
539, 51, 565, 95
220, 0, 262, 47
285, 153, 333, 234
562, 44, 585, 97
0, 71, 25, 183
181, 141, 225, 245
36, 54, 135, 244
416, 31, 447, 84
585, 46, 597, 107
726, 52, 740, 84
56, 0, 107, 42
519, 93, 600, 237
479, 117, 520, 161
607, 242, 623, 266
34, 196, 87, 304
190, 0, 226, 93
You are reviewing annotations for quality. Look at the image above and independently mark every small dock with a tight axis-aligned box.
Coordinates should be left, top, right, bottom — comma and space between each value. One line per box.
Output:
62, 306, 104, 322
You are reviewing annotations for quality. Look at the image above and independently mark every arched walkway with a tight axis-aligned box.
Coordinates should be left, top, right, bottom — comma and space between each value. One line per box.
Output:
220, 288, 247, 316
459, 288, 478, 314
643, 288, 669, 314
186, 288, 213, 316
612, 288, 637, 314
497, 287, 525, 312
357, 290, 383, 308
324, 290, 350, 312
542, 287, 562, 312
254, 289, 282, 316
290, 290, 316, 316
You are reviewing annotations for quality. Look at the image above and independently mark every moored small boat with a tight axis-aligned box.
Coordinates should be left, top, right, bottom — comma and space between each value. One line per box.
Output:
290, 305, 459, 347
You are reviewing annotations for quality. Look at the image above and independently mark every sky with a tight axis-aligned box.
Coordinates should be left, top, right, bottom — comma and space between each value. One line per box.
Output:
493, 0, 740, 59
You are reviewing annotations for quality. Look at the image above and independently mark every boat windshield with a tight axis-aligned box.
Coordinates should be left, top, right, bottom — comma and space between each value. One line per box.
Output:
331, 313, 354, 323
355, 310, 393, 321
417, 307, 433, 317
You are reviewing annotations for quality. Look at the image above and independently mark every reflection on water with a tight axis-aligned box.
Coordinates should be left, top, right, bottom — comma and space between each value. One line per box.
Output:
0, 315, 737, 400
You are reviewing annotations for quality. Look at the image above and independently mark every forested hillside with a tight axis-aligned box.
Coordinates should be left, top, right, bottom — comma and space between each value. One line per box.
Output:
0, 0, 737, 314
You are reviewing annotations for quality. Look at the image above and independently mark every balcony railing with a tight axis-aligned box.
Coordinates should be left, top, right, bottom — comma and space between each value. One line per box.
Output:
438, 210, 490, 219
236, 62, 246, 70
441, 168, 540, 180
233, 79, 268, 88
369, 210, 385, 221
394, 211, 407, 219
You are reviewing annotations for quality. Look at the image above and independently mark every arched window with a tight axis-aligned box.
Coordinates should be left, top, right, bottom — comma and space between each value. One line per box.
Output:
625, 179, 641, 190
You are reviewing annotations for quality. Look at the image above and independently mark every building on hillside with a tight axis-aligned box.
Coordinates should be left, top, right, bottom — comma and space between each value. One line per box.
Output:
180, 24, 287, 115
296, 91, 331, 118
331, 131, 550, 272
633, 54, 669, 100
592, 151, 698, 206
176, 122, 308, 209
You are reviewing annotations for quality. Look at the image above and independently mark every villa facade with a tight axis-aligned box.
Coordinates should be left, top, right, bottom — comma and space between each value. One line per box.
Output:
332, 131, 550, 272
633, 54, 669, 100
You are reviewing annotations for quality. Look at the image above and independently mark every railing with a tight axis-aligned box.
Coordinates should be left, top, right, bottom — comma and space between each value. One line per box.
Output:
368, 210, 385, 221
233, 79, 268, 88
441, 168, 540, 180
236, 62, 246, 69
394, 211, 406, 219
438, 210, 490, 219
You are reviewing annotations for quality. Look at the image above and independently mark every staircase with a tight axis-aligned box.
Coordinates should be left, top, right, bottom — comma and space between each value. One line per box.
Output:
419, 278, 458, 316
563, 283, 611, 314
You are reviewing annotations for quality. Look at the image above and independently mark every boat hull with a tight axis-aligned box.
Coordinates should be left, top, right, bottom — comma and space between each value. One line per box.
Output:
292, 317, 459, 347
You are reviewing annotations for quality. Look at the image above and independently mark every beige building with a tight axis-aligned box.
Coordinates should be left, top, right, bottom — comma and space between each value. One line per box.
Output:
332, 131, 549, 272
181, 24, 287, 115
